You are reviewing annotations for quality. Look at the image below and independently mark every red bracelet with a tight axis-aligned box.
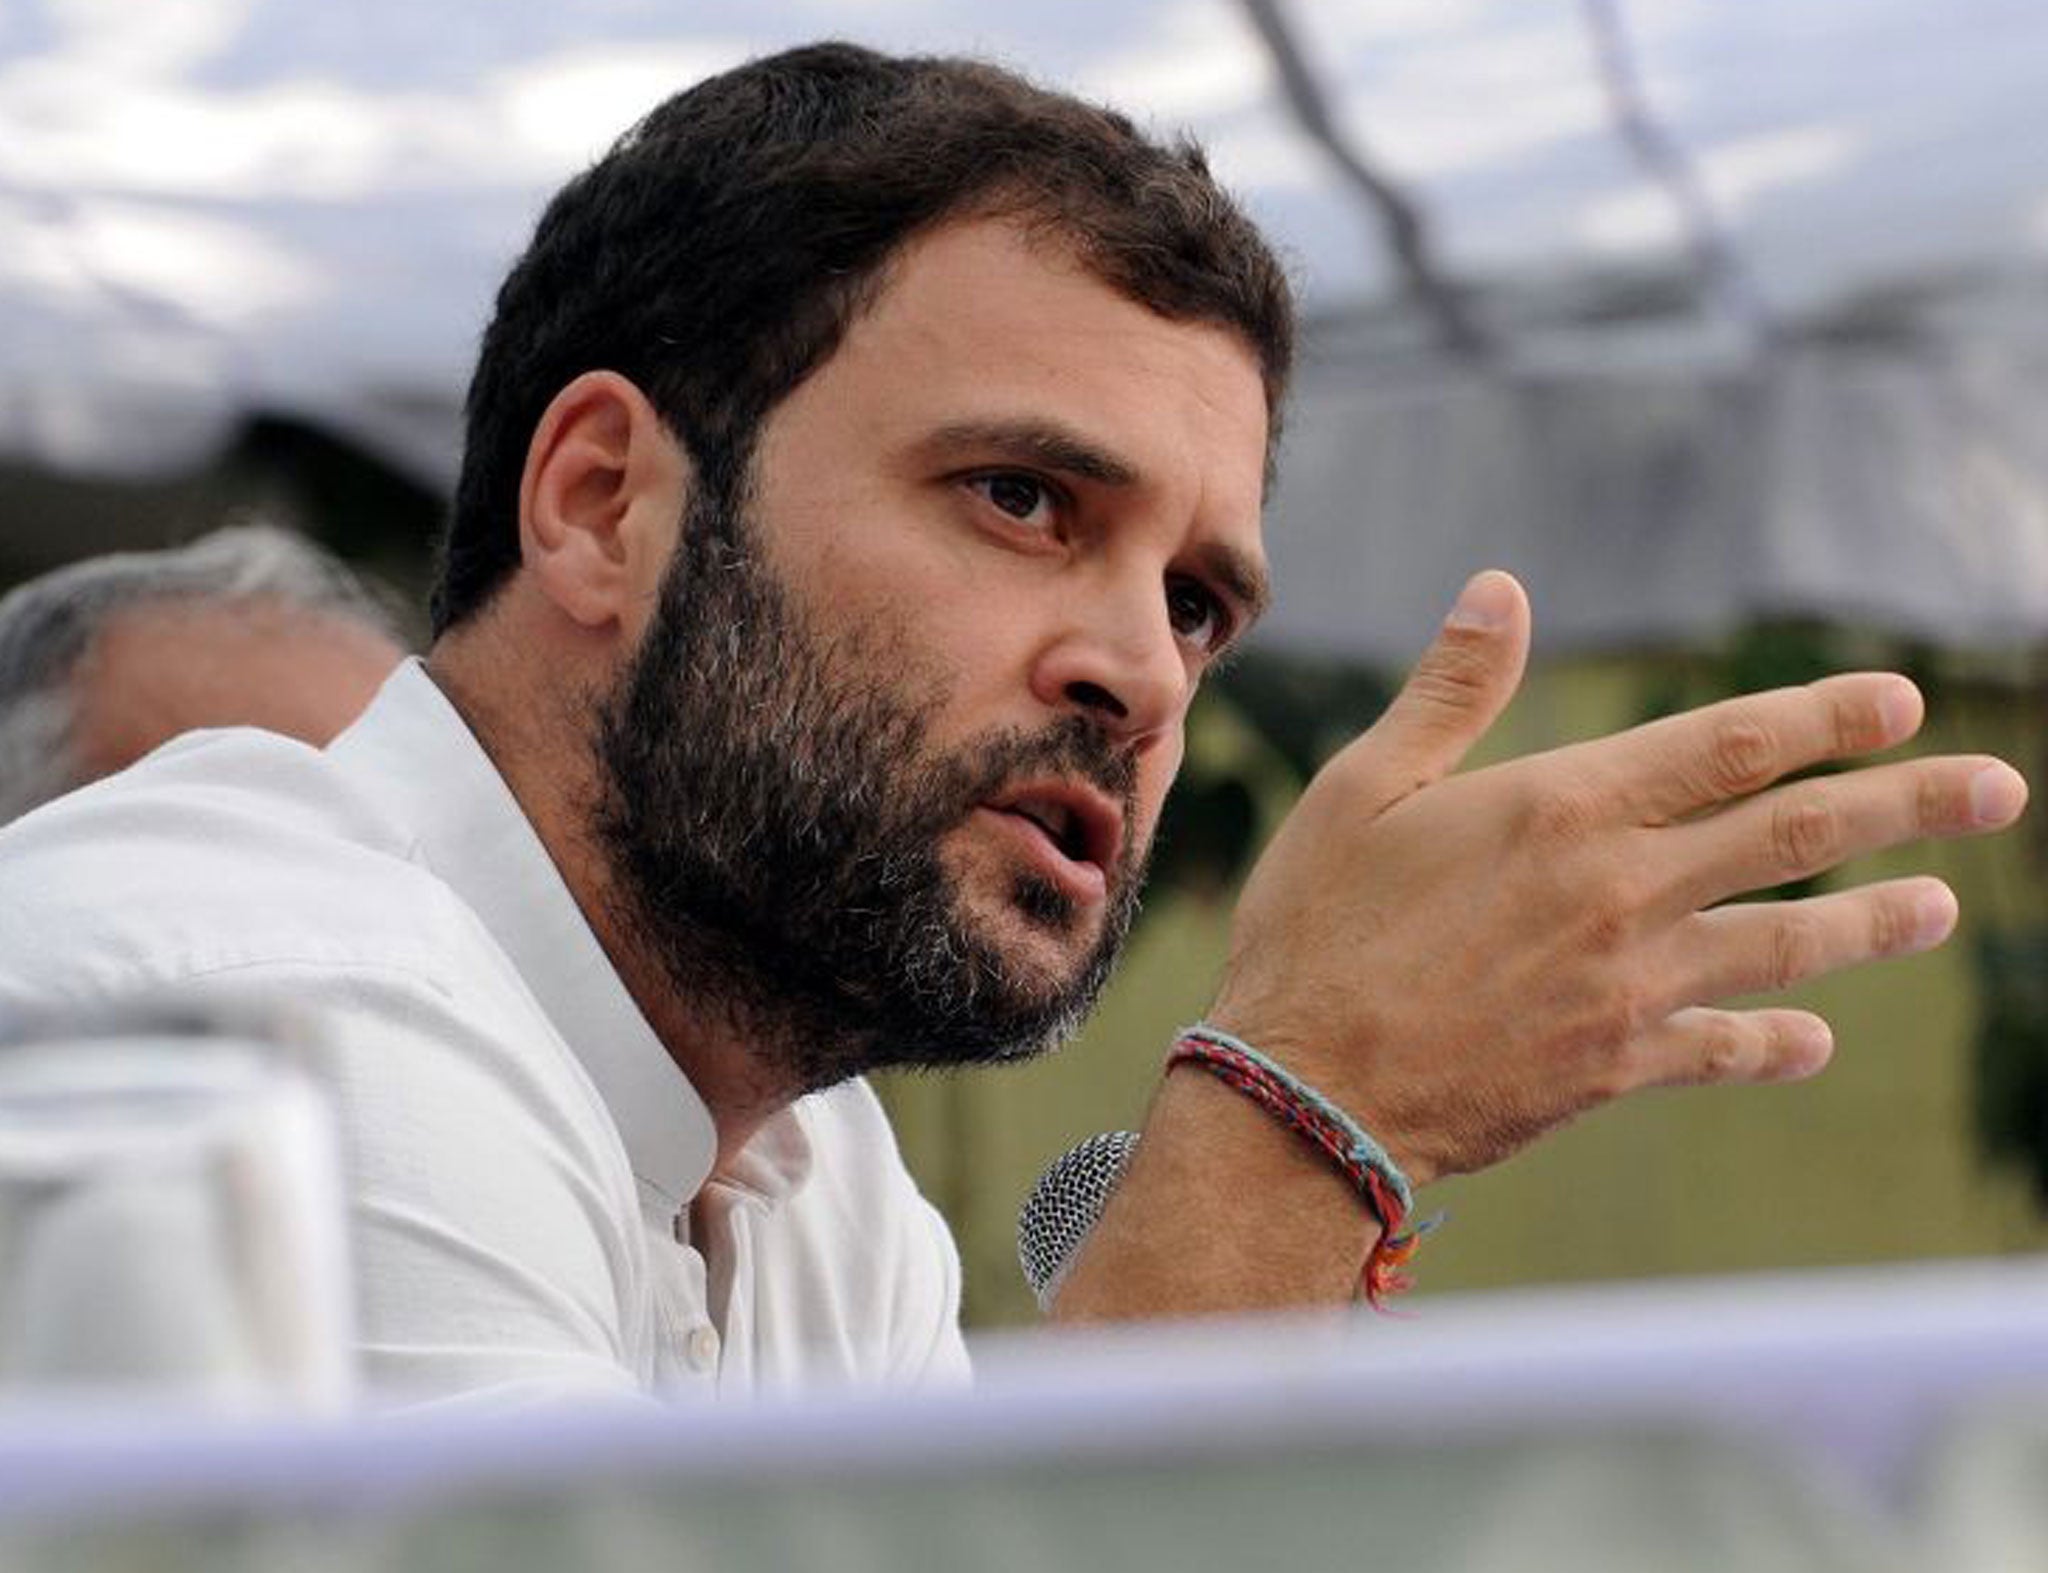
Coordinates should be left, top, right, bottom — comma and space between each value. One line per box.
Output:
1169, 1024, 1433, 1307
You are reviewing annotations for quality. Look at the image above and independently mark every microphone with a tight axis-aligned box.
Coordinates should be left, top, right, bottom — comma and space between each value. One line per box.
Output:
1016, 1129, 1138, 1311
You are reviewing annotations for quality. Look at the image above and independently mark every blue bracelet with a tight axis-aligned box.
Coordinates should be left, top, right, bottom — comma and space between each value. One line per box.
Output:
1179, 1021, 1416, 1217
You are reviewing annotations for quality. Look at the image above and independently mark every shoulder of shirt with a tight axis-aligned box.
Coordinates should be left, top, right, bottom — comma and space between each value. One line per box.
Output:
0, 726, 493, 1001
787, 1078, 948, 1226
795, 1077, 903, 1164
787, 1078, 966, 1369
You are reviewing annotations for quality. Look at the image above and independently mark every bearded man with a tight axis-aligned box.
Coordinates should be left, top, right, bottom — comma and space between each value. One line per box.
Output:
0, 44, 2025, 1403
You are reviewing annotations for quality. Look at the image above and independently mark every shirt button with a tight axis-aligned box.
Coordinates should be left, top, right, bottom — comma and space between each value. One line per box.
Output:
685, 1325, 721, 1372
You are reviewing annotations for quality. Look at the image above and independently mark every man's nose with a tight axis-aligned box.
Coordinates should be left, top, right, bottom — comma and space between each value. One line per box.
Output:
1030, 580, 1190, 747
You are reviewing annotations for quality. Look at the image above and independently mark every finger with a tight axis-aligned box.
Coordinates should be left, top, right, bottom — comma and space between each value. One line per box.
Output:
1630, 1007, 1836, 1090
1574, 672, 1924, 826
1325, 570, 1530, 812
1669, 877, 1958, 1004
1667, 756, 2026, 912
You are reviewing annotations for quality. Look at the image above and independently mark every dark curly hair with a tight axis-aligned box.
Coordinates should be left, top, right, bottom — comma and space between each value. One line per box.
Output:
434, 41, 1295, 634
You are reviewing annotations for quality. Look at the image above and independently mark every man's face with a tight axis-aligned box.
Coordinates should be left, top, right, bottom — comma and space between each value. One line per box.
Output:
596, 216, 1271, 1088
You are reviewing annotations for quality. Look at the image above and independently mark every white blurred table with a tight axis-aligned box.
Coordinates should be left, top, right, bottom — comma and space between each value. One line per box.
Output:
2, 1256, 2046, 1572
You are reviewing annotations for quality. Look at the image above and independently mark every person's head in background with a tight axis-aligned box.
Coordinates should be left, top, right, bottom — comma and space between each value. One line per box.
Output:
0, 523, 408, 821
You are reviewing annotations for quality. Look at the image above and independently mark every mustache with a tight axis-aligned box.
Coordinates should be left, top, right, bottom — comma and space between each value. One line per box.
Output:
946, 714, 1139, 846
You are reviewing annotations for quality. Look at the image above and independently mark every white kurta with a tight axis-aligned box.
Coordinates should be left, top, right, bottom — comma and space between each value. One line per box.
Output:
0, 660, 969, 1405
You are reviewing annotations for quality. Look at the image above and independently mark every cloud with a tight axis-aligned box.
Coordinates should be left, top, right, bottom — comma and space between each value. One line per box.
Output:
491, 41, 755, 171
1203, 113, 1327, 194
34, 0, 257, 79
1305, 0, 1499, 51
1340, 23, 1614, 181
0, 197, 319, 326
0, 35, 764, 202
1076, 1, 1269, 122
1575, 122, 1864, 254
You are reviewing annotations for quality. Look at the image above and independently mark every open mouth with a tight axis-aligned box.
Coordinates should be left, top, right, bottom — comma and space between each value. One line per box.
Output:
988, 783, 1121, 874
1012, 799, 1089, 862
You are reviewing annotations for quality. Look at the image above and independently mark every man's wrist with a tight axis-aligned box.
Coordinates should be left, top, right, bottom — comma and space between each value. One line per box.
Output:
1202, 999, 1441, 1188
1170, 1022, 1425, 1305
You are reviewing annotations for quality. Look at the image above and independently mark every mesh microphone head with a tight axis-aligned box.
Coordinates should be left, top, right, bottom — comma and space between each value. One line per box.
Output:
1016, 1129, 1139, 1312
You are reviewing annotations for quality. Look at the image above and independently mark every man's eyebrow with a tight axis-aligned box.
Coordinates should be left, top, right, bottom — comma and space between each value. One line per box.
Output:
919, 418, 1139, 487
919, 415, 1270, 624
1195, 541, 1271, 629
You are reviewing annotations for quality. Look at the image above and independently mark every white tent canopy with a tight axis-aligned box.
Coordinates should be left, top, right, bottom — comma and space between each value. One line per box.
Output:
5, 0, 2048, 654
1266, 299, 2048, 661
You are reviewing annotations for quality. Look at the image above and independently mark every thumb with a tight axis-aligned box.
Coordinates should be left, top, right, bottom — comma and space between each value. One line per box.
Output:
1332, 570, 1531, 808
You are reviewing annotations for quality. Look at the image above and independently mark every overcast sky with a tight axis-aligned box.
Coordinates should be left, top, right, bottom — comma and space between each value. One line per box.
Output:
3, 0, 2046, 474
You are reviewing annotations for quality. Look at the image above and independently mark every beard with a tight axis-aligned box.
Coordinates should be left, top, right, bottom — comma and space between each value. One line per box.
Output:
592, 479, 1146, 1095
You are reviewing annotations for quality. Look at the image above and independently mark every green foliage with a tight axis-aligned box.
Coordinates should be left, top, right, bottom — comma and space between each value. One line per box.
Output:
1974, 931, 2048, 1205
227, 416, 442, 624
1212, 651, 1395, 784
1669, 621, 2048, 1215
1143, 652, 1394, 900
1148, 770, 1259, 901
1715, 619, 1844, 696
1638, 621, 1859, 902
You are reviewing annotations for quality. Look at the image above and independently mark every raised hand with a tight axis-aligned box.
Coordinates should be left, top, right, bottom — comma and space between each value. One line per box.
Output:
1210, 570, 2029, 1186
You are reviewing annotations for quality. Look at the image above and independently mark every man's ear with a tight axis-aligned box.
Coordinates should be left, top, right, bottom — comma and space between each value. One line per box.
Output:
517, 370, 686, 637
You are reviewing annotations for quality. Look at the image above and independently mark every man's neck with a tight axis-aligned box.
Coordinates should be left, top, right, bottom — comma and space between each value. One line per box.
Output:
425, 631, 799, 1173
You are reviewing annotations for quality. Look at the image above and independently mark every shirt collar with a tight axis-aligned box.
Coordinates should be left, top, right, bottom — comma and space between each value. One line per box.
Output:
719, 1098, 816, 1206
327, 659, 719, 1211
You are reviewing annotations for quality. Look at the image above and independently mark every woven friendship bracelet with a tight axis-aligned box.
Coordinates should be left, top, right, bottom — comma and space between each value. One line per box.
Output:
1168, 1022, 1432, 1307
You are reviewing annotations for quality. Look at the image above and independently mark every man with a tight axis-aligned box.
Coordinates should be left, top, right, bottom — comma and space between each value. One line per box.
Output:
0, 45, 2026, 1400
0, 524, 406, 821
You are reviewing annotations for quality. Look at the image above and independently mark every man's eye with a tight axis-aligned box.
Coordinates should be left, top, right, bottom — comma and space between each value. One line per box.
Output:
971, 473, 1057, 528
1166, 577, 1231, 654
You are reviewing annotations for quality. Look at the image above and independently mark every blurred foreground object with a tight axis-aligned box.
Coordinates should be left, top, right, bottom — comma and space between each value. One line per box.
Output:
3, 1260, 2047, 1571
0, 1022, 352, 1413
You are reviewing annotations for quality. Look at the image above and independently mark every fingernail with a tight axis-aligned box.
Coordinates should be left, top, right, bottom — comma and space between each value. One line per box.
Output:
1781, 1018, 1834, 1080
1878, 680, 1922, 741
1910, 883, 1959, 950
1969, 765, 2028, 827
1445, 571, 1514, 632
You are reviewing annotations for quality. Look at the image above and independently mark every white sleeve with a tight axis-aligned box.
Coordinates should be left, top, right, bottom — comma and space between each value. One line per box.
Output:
899, 1194, 973, 1386
796, 1080, 972, 1388
183, 963, 654, 1409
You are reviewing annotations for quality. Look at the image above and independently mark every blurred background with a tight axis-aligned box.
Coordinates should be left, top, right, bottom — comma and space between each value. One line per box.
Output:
5, 0, 2048, 1327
